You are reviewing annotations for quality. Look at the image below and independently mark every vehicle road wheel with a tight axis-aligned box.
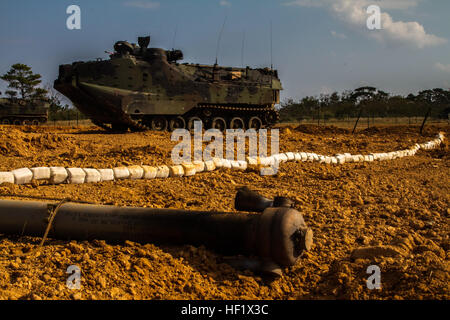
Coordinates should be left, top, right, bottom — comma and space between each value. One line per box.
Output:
211, 117, 227, 131
264, 110, 279, 126
248, 116, 263, 130
230, 117, 245, 130
187, 116, 202, 132
1, 119, 10, 125
23, 120, 32, 126
13, 119, 22, 126
151, 116, 168, 131
32, 119, 40, 126
169, 116, 186, 131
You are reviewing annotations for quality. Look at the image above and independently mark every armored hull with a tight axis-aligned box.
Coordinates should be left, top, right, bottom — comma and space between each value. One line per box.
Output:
0, 99, 48, 125
54, 36, 282, 132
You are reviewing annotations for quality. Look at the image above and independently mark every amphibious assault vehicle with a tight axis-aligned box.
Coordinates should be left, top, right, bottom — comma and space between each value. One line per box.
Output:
0, 98, 48, 125
54, 36, 282, 132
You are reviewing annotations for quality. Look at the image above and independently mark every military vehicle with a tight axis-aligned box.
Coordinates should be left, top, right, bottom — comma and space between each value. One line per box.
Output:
0, 97, 48, 125
54, 36, 282, 132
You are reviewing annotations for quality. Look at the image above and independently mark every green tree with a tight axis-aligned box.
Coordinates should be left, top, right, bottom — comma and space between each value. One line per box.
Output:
0, 63, 47, 102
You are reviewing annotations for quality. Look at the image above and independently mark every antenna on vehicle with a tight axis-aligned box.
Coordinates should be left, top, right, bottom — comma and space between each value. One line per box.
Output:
172, 23, 178, 49
270, 20, 273, 70
215, 16, 227, 65
241, 30, 246, 67
269, 21, 274, 89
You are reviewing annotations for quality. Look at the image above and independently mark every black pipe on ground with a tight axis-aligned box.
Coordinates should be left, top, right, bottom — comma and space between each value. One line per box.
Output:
0, 198, 313, 274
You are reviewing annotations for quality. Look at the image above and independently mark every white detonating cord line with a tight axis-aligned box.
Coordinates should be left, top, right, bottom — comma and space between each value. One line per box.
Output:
0, 133, 445, 186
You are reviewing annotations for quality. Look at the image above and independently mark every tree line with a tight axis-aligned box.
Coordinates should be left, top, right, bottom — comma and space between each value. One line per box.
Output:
279, 86, 450, 122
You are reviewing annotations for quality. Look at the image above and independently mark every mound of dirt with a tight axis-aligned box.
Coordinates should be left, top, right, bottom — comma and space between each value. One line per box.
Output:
0, 127, 78, 158
0, 124, 448, 300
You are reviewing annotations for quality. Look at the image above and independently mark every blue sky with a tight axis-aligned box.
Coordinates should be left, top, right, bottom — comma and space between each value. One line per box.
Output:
0, 0, 449, 103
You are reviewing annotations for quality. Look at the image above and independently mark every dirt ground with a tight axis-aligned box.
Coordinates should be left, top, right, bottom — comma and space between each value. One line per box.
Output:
0, 123, 448, 300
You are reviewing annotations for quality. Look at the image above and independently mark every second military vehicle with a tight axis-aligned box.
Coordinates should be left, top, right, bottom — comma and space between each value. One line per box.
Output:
54, 36, 282, 132
0, 97, 48, 125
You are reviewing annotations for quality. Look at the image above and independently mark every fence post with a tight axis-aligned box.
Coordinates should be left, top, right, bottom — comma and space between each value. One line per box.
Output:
420, 107, 431, 135
352, 108, 363, 134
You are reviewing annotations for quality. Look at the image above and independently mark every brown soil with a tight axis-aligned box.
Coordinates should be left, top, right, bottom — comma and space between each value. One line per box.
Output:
0, 124, 448, 300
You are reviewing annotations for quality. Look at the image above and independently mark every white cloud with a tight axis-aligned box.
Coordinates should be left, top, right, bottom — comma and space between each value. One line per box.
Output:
378, 12, 446, 48
123, 1, 160, 9
284, 0, 446, 48
219, 0, 231, 7
371, 0, 420, 10
331, 30, 347, 39
435, 63, 450, 73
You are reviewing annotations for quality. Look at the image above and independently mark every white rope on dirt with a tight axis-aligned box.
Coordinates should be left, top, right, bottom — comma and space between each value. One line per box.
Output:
0, 133, 445, 186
